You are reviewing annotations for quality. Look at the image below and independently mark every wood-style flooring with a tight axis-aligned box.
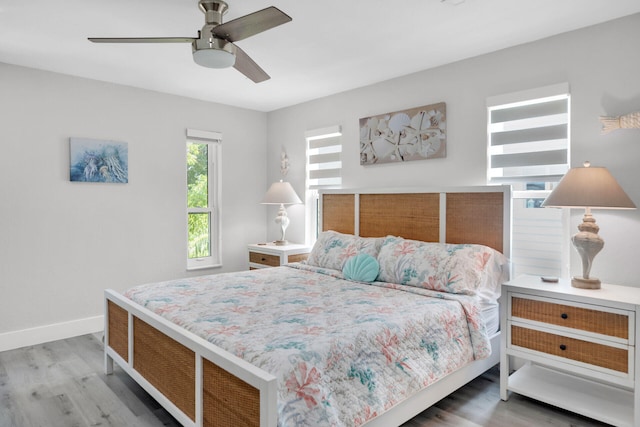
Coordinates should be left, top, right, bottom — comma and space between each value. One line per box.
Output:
0, 333, 609, 427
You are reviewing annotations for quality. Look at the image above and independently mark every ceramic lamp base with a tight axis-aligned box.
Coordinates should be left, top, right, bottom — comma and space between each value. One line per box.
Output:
571, 277, 601, 289
274, 240, 288, 246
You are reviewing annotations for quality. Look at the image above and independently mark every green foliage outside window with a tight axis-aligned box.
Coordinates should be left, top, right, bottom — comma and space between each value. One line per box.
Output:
187, 143, 210, 258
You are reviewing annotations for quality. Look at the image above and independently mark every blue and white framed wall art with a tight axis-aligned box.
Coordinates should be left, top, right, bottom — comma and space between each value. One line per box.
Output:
69, 137, 128, 183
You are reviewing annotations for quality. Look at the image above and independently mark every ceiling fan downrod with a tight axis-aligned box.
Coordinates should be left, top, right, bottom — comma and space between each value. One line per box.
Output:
199, 0, 228, 28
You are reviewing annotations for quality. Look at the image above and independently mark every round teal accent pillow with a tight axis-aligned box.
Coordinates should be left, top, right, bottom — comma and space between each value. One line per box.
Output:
343, 253, 380, 282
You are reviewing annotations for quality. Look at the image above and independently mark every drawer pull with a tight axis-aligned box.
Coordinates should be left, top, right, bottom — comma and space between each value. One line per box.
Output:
561, 313, 568, 319
559, 344, 567, 351
261, 257, 267, 261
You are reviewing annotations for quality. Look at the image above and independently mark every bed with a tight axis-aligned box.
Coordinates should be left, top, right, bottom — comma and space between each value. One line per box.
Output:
104, 186, 512, 427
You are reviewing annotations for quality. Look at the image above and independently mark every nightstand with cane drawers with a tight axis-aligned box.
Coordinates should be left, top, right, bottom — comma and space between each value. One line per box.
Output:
501, 275, 640, 427
248, 243, 310, 270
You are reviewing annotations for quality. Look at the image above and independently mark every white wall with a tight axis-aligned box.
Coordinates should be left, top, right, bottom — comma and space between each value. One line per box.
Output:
0, 64, 268, 349
266, 13, 640, 287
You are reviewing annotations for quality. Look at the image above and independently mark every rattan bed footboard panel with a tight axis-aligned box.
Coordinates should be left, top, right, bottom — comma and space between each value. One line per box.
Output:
107, 300, 128, 362
203, 358, 260, 427
133, 316, 196, 421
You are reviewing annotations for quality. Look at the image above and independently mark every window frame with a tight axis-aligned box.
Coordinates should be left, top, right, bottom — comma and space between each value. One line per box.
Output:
305, 125, 342, 246
486, 84, 571, 278
186, 129, 222, 270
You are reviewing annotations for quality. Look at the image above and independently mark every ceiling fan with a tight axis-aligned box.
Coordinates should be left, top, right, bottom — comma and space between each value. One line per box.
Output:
88, 0, 292, 83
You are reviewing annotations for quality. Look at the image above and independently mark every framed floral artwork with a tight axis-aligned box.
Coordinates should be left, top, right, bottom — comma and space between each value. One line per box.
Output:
359, 102, 446, 165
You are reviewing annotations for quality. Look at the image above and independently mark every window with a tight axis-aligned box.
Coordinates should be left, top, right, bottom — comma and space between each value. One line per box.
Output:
305, 125, 342, 245
487, 84, 570, 278
186, 129, 221, 270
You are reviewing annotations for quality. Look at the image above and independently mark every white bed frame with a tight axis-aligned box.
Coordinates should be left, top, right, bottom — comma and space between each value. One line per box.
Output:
104, 185, 511, 427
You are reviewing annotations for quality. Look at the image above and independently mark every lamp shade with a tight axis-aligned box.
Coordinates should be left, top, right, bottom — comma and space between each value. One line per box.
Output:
541, 162, 636, 209
260, 180, 302, 205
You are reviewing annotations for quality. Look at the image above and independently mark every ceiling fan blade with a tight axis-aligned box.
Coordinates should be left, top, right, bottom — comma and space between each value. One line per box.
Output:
211, 6, 291, 42
233, 44, 269, 83
88, 37, 196, 43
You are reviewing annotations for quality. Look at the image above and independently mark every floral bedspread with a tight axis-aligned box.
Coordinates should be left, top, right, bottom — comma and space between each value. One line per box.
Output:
123, 263, 490, 427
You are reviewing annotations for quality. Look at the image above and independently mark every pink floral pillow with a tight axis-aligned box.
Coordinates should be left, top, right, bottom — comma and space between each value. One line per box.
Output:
306, 231, 385, 271
376, 236, 509, 300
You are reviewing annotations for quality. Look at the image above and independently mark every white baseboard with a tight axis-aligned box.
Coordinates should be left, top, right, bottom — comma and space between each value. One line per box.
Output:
0, 315, 104, 352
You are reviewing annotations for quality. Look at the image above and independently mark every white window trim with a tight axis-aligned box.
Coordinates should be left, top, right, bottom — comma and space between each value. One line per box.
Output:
486, 82, 570, 109
186, 128, 222, 270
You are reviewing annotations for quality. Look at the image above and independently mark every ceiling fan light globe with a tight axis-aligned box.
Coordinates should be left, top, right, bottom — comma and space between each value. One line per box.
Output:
192, 37, 236, 68
193, 48, 236, 68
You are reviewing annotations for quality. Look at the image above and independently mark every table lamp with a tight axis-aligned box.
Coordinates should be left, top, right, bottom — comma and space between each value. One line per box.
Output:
542, 161, 636, 289
261, 180, 302, 245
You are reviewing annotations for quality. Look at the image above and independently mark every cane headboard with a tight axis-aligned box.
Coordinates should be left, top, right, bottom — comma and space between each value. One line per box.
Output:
319, 186, 511, 257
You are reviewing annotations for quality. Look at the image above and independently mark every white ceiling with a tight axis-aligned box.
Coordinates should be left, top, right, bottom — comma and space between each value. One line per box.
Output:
2, 0, 640, 112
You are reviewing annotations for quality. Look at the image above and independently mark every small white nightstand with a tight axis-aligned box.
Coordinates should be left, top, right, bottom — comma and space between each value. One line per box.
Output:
500, 274, 640, 427
247, 243, 310, 270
